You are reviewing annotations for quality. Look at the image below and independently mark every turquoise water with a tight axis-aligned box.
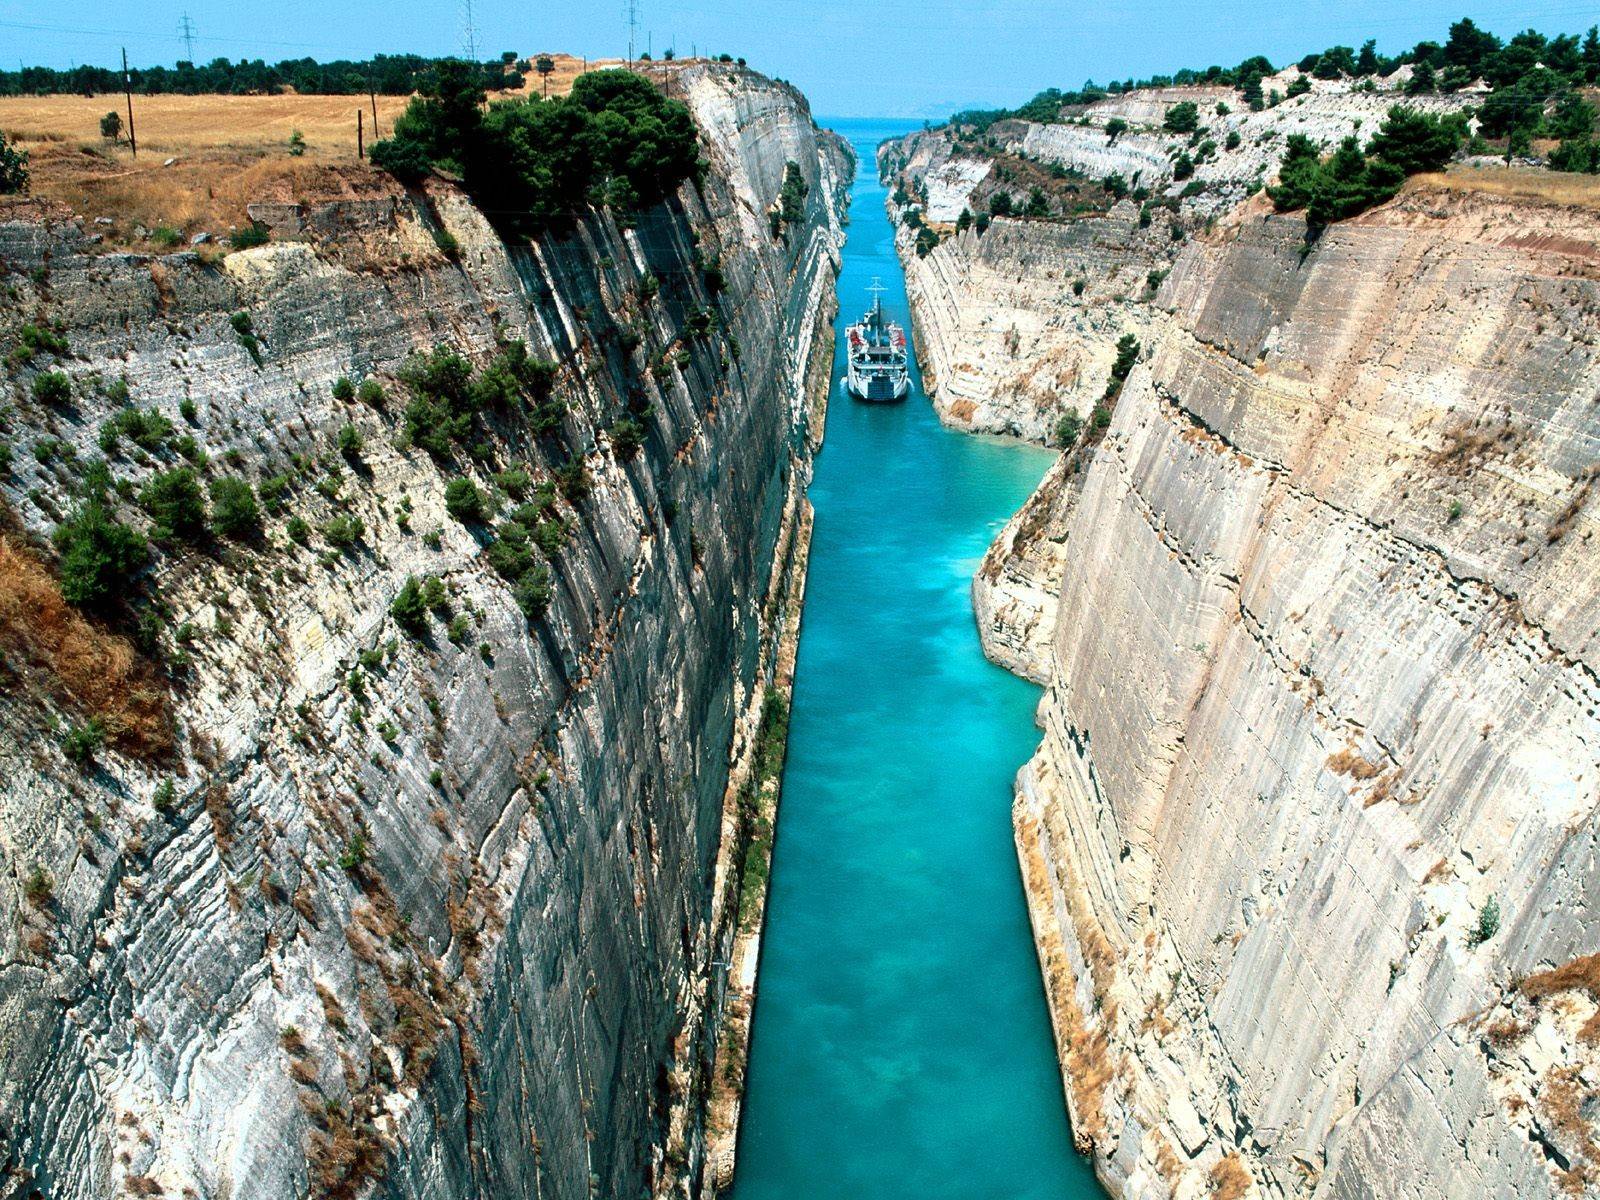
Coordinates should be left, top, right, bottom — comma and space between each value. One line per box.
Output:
733, 120, 1101, 1200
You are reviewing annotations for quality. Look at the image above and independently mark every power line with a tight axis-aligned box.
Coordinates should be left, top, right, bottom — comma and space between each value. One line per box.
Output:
460, 0, 478, 63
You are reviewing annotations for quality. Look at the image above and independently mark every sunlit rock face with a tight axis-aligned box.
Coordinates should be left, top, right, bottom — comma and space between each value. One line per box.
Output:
897, 98, 1600, 1199
0, 63, 847, 1200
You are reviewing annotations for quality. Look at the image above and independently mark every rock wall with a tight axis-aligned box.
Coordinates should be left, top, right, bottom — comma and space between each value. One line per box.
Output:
0, 64, 849, 1200
892, 207, 1169, 444
901, 89, 1600, 1198
1027, 188, 1600, 1199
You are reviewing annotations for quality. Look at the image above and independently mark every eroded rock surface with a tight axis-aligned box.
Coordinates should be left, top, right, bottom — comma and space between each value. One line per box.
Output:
897, 85, 1600, 1200
0, 64, 848, 1200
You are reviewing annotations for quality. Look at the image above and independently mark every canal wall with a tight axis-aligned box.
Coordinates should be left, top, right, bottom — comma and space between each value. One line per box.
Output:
890, 81, 1600, 1200
0, 64, 848, 1200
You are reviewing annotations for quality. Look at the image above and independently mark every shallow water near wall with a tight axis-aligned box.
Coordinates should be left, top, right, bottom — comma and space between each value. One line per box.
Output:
732, 119, 1101, 1200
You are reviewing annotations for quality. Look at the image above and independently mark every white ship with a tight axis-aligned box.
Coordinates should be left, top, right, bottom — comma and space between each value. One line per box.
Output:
844, 280, 910, 403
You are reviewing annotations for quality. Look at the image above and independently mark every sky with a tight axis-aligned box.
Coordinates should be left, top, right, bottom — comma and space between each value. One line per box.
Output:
3, 0, 1596, 117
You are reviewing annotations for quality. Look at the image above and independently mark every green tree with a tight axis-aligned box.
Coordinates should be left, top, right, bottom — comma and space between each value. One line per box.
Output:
139, 468, 207, 542
390, 576, 429, 633
1405, 61, 1436, 95
444, 478, 486, 522
1365, 107, 1466, 175
0, 130, 27, 195
1054, 408, 1083, 447
1163, 100, 1199, 133
209, 476, 260, 538
53, 500, 149, 608
100, 110, 123, 141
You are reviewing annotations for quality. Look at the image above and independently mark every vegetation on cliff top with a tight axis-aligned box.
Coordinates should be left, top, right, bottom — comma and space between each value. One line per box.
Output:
941, 17, 1600, 177
370, 64, 702, 234
1269, 107, 1467, 226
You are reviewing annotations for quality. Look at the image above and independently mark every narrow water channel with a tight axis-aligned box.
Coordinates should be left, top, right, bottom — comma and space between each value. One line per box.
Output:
733, 120, 1101, 1200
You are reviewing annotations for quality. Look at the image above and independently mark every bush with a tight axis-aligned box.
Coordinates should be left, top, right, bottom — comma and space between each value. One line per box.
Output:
443, 478, 486, 522
370, 135, 433, 182
1363, 107, 1466, 175
0, 130, 29, 196
53, 500, 149, 608
101, 110, 123, 140
1163, 101, 1199, 133
336, 423, 363, 458
151, 226, 182, 248
422, 575, 448, 610
229, 222, 270, 250
391, 576, 429, 632
357, 378, 386, 406
139, 468, 207, 542
373, 66, 701, 237
31, 371, 71, 406
1104, 334, 1140, 402
514, 564, 554, 619
610, 416, 646, 460
209, 476, 260, 538
322, 514, 364, 548
1172, 152, 1194, 181
61, 718, 105, 765
331, 376, 355, 402
1269, 133, 1405, 227
1054, 409, 1083, 447
1469, 895, 1501, 947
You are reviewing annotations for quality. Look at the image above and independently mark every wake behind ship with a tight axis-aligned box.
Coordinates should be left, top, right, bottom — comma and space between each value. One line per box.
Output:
845, 280, 910, 402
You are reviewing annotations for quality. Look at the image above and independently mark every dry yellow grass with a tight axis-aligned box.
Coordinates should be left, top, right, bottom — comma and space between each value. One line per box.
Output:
0, 54, 660, 246
0, 92, 412, 157
1410, 165, 1600, 210
0, 526, 173, 759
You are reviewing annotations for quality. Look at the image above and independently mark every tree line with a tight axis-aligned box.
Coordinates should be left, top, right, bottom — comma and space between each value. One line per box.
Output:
369, 65, 703, 237
945, 16, 1600, 155
0, 52, 525, 98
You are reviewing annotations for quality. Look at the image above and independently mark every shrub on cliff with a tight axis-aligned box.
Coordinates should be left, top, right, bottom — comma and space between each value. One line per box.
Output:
139, 468, 207, 543
1269, 108, 1462, 228
53, 500, 149, 608
1054, 409, 1083, 448
1162, 101, 1199, 134
390, 576, 429, 633
444, 478, 486, 523
209, 477, 260, 539
1364, 107, 1467, 174
0, 131, 28, 195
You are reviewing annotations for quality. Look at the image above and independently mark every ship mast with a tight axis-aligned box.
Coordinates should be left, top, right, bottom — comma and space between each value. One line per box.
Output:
867, 277, 887, 338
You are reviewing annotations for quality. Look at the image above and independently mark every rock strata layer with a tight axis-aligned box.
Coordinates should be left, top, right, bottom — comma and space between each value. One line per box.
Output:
0, 64, 847, 1200
896, 86, 1600, 1200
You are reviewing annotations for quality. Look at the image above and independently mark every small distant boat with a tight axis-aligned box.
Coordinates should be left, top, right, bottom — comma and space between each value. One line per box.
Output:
845, 279, 910, 403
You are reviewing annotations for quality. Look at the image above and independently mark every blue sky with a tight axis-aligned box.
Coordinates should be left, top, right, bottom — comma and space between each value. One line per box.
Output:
3, 1, 1594, 117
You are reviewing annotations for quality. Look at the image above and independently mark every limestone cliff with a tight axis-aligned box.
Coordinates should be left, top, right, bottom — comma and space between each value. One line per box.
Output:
0, 64, 848, 1200
899, 86, 1600, 1200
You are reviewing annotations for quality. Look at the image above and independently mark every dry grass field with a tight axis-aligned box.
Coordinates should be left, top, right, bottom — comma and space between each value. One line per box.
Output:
0, 53, 646, 248
1412, 164, 1600, 210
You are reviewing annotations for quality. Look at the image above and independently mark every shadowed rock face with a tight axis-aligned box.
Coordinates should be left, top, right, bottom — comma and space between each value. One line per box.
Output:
0, 64, 848, 1200
897, 94, 1600, 1199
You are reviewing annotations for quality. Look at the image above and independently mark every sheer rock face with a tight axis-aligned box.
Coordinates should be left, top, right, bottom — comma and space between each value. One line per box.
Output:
908, 134, 1600, 1196
0, 65, 848, 1200
892, 209, 1170, 445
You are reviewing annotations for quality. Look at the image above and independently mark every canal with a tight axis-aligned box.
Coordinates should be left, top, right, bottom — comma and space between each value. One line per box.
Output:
732, 118, 1102, 1200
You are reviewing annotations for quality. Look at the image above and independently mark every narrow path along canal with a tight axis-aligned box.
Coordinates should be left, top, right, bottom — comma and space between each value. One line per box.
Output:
733, 119, 1102, 1200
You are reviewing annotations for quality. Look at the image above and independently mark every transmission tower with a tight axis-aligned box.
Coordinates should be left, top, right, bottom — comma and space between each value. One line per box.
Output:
178, 13, 196, 64
460, 0, 478, 62
625, 0, 640, 65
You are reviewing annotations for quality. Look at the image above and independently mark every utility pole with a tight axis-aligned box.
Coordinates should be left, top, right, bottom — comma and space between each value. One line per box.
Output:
178, 13, 196, 64
357, 108, 364, 159
370, 90, 379, 138
625, 0, 640, 68
121, 48, 137, 158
